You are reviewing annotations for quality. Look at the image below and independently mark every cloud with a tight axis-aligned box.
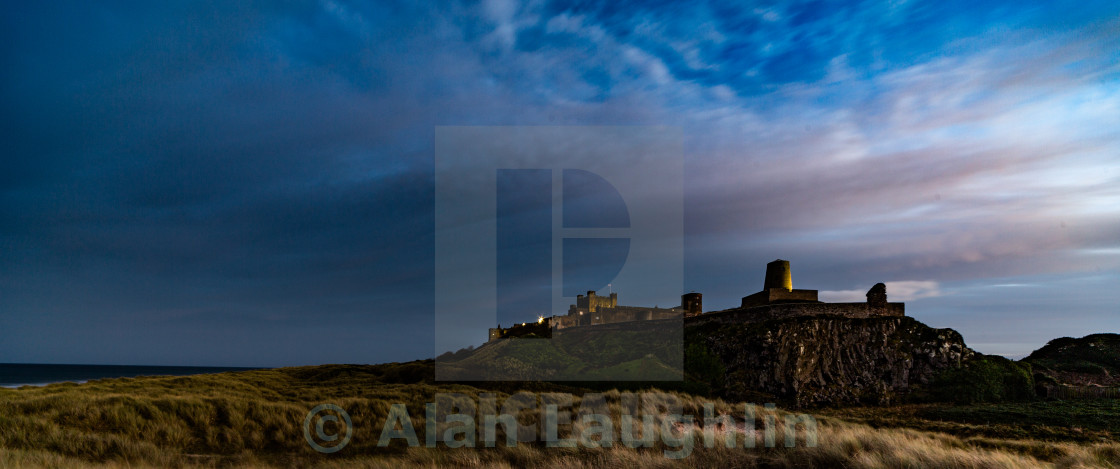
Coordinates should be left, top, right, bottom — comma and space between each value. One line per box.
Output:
2, 0, 1119, 364
820, 281, 942, 303
675, 19, 1120, 285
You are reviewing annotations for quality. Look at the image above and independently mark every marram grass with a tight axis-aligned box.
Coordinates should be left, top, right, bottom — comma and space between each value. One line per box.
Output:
1, 362, 1118, 468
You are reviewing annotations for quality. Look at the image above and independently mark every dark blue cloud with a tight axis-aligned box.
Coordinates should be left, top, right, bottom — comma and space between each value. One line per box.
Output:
2, 0, 1118, 365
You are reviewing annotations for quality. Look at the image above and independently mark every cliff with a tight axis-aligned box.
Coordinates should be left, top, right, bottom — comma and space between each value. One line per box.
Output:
688, 315, 975, 406
444, 312, 978, 406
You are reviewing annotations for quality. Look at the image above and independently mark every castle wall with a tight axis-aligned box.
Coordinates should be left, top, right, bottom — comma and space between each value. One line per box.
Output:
491, 263, 904, 342
488, 319, 553, 341
740, 288, 819, 308
687, 302, 904, 327
566, 305, 683, 327
498, 300, 903, 340
552, 313, 588, 329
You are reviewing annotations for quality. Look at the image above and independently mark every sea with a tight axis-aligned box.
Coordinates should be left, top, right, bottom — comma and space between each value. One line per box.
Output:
0, 363, 260, 388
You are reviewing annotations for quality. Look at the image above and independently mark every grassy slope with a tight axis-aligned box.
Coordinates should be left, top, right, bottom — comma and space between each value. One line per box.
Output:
2, 362, 1120, 468
1024, 334, 1120, 387
437, 322, 684, 381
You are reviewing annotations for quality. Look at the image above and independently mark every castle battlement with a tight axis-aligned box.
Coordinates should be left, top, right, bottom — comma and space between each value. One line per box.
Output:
487, 260, 904, 342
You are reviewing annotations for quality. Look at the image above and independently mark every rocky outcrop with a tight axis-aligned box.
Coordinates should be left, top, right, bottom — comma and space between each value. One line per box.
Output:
691, 315, 974, 407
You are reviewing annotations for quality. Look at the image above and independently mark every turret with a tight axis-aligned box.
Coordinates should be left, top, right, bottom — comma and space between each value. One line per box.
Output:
764, 259, 793, 292
681, 292, 702, 316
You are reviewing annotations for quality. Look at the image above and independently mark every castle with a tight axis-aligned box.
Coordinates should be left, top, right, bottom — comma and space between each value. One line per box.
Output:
487, 259, 904, 341
686, 259, 904, 327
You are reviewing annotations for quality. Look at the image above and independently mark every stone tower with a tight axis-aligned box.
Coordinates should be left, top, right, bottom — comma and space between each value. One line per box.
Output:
763, 259, 793, 292
681, 292, 703, 317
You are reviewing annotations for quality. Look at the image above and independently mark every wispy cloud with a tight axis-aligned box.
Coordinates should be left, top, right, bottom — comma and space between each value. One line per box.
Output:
820, 280, 942, 303
2, 0, 1118, 364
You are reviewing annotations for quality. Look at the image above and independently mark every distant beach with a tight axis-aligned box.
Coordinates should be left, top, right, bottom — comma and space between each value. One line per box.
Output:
0, 363, 259, 388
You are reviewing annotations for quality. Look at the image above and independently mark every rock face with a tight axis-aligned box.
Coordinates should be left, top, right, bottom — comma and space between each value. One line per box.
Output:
692, 315, 974, 406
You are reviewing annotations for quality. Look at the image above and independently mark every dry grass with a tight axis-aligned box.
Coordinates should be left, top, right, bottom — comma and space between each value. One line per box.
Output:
2, 363, 1118, 468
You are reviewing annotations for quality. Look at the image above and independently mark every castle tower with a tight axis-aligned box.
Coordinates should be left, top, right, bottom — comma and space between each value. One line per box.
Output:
742, 259, 816, 308
681, 292, 702, 316
763, 259, 793, 292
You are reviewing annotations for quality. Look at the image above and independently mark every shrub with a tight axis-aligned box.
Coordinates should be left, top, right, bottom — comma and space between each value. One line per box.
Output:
683, 342, 725, 396
927, 355, 1035, 404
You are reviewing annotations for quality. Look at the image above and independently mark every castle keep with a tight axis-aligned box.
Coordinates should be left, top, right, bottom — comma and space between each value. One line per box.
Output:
487, 290, 698, 341
487, 259, 903, 341
556, 290, 697, 328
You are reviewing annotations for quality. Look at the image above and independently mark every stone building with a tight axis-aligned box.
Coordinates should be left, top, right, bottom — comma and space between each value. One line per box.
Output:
486, 259, 903, 341
551, 290, 691, 329
739, 259, 820, 308
687, 259, 904, 327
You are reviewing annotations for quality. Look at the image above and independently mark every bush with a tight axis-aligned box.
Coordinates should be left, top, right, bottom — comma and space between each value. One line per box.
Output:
683, 342, 725, 396
927, 355, 1035, 404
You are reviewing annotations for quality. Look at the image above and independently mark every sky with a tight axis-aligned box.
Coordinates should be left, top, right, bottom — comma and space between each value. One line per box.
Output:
2, 0, 1118, 367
